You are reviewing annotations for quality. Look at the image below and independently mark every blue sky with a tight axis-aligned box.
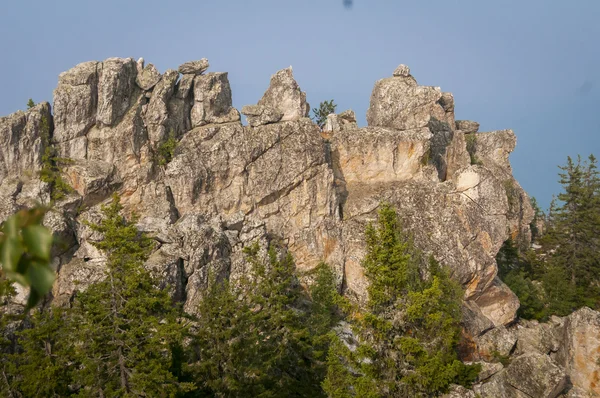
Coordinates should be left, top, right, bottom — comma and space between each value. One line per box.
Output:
1, 0, 598, 209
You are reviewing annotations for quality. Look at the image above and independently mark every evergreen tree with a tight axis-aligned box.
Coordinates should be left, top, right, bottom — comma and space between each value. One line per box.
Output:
312, 100, 337, 129
541, 155, 600, 310
189, 243, 337, 397
5, 308, 74, 397
65, 193, 192, 397
324, 204, 479, 397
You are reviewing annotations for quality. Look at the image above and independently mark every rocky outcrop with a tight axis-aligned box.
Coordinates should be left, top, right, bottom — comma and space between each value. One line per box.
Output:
366, 65, 446, 131
241, 105, 282, 127
0, 102, 51, 181
555, 308, 600, 396
257, 67, 310, 121
2, 58, 598, 397
323, 110, 358, 132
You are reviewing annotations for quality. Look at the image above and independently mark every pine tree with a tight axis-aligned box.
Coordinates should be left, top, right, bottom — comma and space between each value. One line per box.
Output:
324, 204, 479, 397
312, 100, 337, 129
5, 308, 74, 397
67, 193, 192, 396
542, 155, 600, 310
189, 242, 335, 397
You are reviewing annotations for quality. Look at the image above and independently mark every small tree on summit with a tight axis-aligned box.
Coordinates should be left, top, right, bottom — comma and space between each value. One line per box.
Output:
312, 100, 337, 129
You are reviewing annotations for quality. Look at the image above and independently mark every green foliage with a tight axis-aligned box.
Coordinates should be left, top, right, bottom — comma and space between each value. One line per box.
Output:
497, 154, 600, 320
0, 207, 55, 309
529, 196, 544, 240
465, 134, 482, 165
39, 115, 73, 201
188, 243, 339, 397
5, 194, 193, 397
26, 98, 35, 109
491, 350, 511, 367
312, 100, 337, 129
156, 130, 178, 166
70, 193, 191, 396
5, 308, 74, 396
324, 203, 479, 397
542, 154, 600, 308
503, 180, 520, 215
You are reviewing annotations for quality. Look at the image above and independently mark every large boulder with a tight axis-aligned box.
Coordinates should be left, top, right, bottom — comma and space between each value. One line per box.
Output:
477, 353, 567, 398
135, 63, 161, 91
257, 67, 310, 121
241, 104, 283, 127
555, 307, 600, 396
191, 72, 240, 127
366, 64, 446, 130
178, 58, 209, 75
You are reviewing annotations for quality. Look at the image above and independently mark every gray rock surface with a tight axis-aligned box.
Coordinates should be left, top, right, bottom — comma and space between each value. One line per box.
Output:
241, 104, 283, 127
257, 67, 310, 121
555, 307, 600, 397
393, 63, 411, 77
0, 102, 51, 182
366, 66, 445, 130
504, 353, 567, 398
96, 58, 137, 127
53, 61, 99, 144
135, 63, 162, 91
178, 58, 209, 75
456, 120, 480, 134
323, 110, 358, 132
191, 72, 240, 127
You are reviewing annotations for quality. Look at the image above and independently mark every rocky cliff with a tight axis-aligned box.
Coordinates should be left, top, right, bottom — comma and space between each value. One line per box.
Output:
1, 58, 598, 397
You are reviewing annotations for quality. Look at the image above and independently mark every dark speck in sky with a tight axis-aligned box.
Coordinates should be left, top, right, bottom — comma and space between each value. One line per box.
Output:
343, 0, 353, 9
576, 80, 593, 96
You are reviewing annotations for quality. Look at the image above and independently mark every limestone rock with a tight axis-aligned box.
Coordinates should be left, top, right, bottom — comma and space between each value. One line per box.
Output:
63, 159, 122, 207
456, 120, 480, 134
52, 258, 107, 306
135, 63, 161, 91
178, 58, 209, 75
53, 61, 98, 143
330, 126, 432, 184
366, 72, 446, 130
476, 371, 530, 397
0, 102, 51, 181
144, 69, 179, 142
555, 307, 600, 396
475, 325, 517, 360
175, 74, 195, 99
241, 104, 283, 127
393, 64, 411, 77
96, 58, 137, 127
474, 277, 520, 327
504, 353, 567, 398
471, 361, 504, 382
257, 67, 310, 121
191, 72, 240, 127
474, 129, 535, 249
515, 319, 562, 355
323, 110, 358, 132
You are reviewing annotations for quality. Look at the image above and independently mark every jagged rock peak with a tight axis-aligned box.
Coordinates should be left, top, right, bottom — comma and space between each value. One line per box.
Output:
393, 63, 411, 77
257, 67, 310, 122
178, 58, 210, 75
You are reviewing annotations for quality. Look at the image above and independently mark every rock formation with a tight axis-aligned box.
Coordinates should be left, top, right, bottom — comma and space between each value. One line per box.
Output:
1, 58, 598, 397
